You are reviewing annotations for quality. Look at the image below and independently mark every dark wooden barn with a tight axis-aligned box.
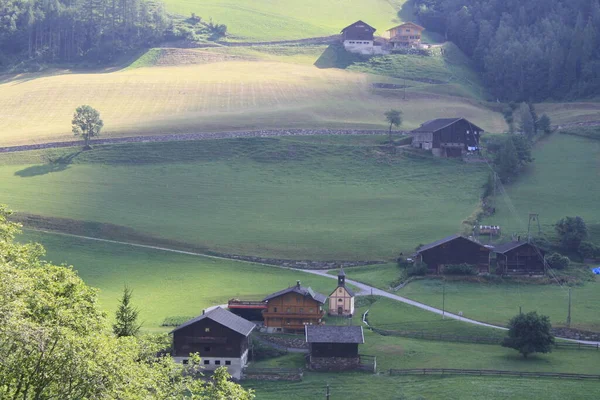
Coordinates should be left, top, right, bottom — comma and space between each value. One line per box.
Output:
340, 20, 376, 41
305, 325, 365, 371
171, 307, 255, 379
410, 118, 484, 157
415, 234, 492, 274
494, 241, 546, 275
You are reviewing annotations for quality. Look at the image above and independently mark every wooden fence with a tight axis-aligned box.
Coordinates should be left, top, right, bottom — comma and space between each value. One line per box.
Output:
389, 368, 600, 380
371, 327, 600, 350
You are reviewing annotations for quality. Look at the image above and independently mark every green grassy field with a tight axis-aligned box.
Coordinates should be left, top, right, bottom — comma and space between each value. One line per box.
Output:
329, 263, 400, 290
161, 0, 408, 41
247, 329, 600, 399
0, 43, 507, 146
246, 374, 600, 400
397, 278, 600, 331
1, 137, 488, 260
483, 133, 600, 244
18, 229, 340, 330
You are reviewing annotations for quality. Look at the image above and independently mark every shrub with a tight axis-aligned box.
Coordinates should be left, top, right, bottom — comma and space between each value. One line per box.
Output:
406, 262, 428, 277
546, 253, 570, 270
502, 312, 554, 358
161, 316, 194, 327
250, 339, 287, 361
442, 263, 478, 275
555, 216, 588, 251
579, 241, 600, 260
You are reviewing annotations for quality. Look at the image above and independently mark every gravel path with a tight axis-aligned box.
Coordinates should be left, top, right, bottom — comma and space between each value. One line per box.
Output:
30, 229, 600, 345
0, 128, 395, 153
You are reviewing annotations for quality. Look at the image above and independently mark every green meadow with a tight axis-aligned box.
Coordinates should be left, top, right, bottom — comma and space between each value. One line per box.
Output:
18, 229, 341, 330
1, 137, 487, 260
397, 278, 600, 331
161, 0, 408, 41
484, 133, 600, 243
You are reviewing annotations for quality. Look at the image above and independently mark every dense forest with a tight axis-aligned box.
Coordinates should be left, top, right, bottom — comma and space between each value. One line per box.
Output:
415, 0, 600, 101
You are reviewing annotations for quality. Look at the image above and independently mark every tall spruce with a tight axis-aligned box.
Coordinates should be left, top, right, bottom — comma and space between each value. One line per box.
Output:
113, 285, 141, 337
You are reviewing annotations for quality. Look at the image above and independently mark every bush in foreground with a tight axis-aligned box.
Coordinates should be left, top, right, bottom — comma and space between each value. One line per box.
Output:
502, 312, 554, 359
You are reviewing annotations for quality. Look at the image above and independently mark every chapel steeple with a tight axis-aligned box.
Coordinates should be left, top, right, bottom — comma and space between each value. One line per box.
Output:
338, 267, 346, 287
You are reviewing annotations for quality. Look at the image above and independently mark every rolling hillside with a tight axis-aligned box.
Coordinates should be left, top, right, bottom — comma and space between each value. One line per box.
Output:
161, 0, 408, 41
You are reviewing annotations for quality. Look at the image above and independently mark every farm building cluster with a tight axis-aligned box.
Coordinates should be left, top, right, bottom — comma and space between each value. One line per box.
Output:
167, 229, 548, 380
170, 269, 370, 378
341, 20, 426, 55
413, 235, 546, 276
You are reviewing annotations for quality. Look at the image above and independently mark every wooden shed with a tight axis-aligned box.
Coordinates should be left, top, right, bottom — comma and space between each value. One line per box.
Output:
415, 234, 491, 274
305, 325, 364, 371
171, 307, 255, 379
410, 118, 484, 157
494, 241, 546, 275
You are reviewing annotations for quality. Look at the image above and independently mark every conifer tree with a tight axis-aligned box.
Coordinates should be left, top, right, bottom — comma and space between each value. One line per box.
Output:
113, 285, 141, 337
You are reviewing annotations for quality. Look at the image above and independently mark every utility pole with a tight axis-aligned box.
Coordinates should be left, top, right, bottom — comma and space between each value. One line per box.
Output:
567, 288, 572, 327
442, 280, 446, 320
519, 306, 522, 315
326, 384, 330, 400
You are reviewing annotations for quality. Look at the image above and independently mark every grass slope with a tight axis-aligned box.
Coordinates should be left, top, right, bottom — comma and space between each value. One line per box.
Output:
398, 278, 600, 331
0, 48, 507, 146
484, 133, 600, 244
1, 137, 487, 260
18, 230, 340, 330
162, 0, 407, 41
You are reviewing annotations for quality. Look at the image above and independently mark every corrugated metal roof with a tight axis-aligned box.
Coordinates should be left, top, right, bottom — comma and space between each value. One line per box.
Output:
170, 307, 255, 336
305, 325, 364, 344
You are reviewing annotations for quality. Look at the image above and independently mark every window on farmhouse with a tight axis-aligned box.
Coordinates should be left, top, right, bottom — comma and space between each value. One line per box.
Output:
204, 360, 210, 365
338, 298, 343, 302
273, 307, 278, 312
225, 361, 231, 366
204, 327, 210, 332
215, 360, 221, 365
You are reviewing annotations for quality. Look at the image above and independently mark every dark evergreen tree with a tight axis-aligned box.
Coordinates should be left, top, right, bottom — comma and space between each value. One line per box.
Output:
113, 285, 141, 337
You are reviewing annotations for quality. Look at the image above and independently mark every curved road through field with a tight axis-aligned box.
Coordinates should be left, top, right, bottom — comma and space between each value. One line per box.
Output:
29, 229, 600, 345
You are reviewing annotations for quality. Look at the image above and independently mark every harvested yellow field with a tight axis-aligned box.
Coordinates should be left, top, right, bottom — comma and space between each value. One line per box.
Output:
0, 60, 506, 145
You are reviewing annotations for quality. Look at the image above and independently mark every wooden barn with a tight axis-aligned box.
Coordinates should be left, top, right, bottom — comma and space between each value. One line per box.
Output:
262, 281, 327, 333
415, 234, 492, 274
410, 118, 484, 157
305, 325, 366, 371
340, 20, 378, 55
494, 241, 546, 275
171, 307, 255, 379
227, 299, 267, 322
328, 268, 355, 317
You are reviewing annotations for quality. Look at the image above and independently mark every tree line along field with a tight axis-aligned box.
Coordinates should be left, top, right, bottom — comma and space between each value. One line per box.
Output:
160, 0, 408, 41
0, 137, 488, 260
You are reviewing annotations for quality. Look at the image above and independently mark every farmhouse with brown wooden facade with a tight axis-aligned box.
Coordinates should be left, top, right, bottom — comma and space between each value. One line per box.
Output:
171, 307, 255, 379
328, 268, 355, 317
494, 240, 546, 275
262, 281, 327, 333
386, 22, 425, 48
414, 234, 492, 274
410, 118, 484, 157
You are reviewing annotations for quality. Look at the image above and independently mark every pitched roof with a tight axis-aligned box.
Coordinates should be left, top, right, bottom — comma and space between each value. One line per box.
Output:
329, 285, 356, 298
415, 234, 462, 253
493, 241, 539, 254
341, 20, 376, 33
411, 118, 484, 134
170, 307, 255, 336
387, 22, 425, 32
338, 267, 346, 277
263, 284, 327, 304
305, 325, 364, 344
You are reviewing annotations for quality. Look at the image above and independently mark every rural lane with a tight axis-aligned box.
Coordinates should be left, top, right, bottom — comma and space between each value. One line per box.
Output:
28, 229, 600, 345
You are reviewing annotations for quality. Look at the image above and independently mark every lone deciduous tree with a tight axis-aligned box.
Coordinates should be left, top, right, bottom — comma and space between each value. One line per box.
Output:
113, 286, 141, 337
72, 105, 103, 149
384, 109, 403, 144
502, 311, 554, 358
